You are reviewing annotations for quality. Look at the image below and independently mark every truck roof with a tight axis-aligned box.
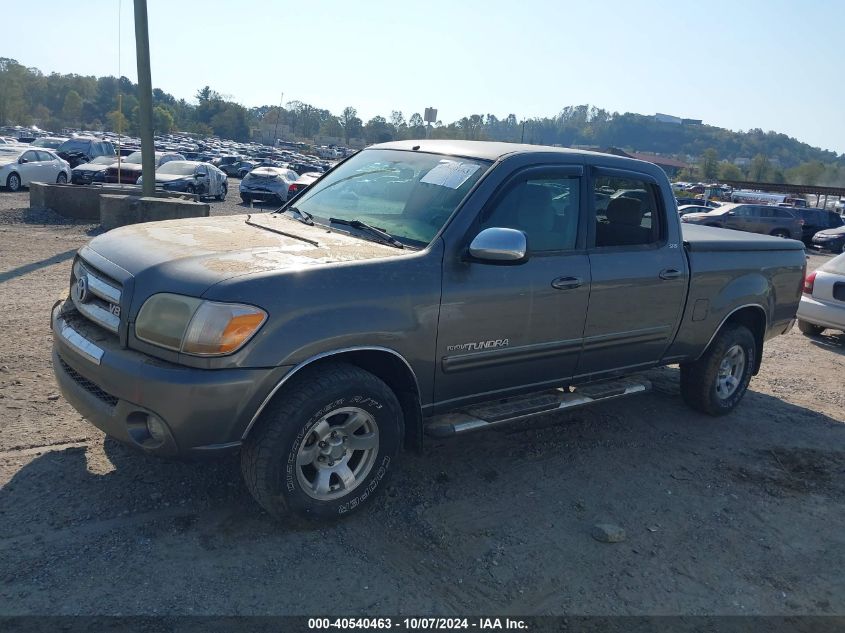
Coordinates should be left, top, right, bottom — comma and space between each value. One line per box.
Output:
371, 139, 612, 162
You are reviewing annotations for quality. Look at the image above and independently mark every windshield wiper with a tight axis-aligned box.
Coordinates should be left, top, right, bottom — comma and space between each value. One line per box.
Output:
329, 217, 404, 249
286, 206, 314, 225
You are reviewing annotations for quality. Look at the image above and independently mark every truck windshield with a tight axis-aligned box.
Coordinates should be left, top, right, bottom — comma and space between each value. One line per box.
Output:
290, 149, 490, 247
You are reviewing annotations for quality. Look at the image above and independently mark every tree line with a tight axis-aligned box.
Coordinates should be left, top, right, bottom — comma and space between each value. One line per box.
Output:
1, 58, 842, 186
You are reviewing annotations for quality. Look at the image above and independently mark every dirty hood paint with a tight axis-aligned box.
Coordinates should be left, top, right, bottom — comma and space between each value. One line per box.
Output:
84, 213, 405, 295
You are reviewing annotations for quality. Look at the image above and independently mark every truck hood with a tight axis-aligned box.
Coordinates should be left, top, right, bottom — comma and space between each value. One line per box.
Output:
84, 213, 405, 298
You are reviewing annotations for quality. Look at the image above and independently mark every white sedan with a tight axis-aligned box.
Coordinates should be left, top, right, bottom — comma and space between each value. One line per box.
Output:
0, 147, 71, 191
797, 253, 845, 335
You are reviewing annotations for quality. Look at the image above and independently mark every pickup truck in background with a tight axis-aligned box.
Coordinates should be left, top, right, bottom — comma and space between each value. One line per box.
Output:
51, 140, 806, 522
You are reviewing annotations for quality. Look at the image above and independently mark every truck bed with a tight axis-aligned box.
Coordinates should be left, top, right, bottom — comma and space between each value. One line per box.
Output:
682, 223, 806, 252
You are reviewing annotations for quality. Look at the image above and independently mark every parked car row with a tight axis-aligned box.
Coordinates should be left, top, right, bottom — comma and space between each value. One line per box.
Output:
680, 202, 844, 249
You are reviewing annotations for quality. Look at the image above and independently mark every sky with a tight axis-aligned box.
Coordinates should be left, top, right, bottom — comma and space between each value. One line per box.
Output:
5, 0, 845, 154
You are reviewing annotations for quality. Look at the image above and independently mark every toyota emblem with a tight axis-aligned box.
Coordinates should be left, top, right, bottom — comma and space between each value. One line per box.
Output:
76, 275, 90, 303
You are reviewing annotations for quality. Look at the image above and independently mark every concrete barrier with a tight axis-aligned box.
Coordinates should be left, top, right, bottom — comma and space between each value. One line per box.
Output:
29, 182, 198, 221
100, 194, 210, 231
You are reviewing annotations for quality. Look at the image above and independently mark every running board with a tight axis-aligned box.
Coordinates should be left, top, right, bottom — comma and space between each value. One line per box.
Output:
424, 377, 651, 438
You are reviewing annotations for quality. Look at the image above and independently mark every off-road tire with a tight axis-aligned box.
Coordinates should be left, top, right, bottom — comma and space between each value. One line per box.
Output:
241, 362, 403, 523
680, 324, 756, 416
797, 319, 824, 336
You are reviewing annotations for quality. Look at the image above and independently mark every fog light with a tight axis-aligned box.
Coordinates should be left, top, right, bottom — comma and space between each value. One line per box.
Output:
146, 416, 168, 443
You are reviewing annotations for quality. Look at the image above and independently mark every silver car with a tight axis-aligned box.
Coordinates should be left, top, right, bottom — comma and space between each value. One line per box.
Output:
239, 166, 298, 204
797, 253, 845, 335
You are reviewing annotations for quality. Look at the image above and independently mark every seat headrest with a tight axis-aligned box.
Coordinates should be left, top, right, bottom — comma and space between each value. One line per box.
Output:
606, 197, 644, 226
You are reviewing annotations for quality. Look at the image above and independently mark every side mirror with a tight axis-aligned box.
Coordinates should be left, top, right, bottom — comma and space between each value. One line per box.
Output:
468, 227, 528, 263
18, 157, 27, 164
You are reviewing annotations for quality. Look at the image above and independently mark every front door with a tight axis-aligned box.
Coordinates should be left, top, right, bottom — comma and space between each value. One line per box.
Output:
435, 166, 590, 408
576, 168, 688, 379
17, 150, 43, 186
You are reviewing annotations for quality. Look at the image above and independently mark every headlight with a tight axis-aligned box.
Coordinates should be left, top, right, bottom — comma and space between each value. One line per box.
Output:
135, 293, 267, 356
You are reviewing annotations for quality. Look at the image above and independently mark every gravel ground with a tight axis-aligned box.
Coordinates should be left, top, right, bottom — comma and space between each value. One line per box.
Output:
0, 186, 843, 616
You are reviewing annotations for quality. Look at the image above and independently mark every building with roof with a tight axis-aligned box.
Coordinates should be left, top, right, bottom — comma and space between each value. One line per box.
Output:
603, 147, 689, 177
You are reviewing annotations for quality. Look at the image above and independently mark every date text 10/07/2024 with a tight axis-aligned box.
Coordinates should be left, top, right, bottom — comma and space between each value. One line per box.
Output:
307, 618, 529, 630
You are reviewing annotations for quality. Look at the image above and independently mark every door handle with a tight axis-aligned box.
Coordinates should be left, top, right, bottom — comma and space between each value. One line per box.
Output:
659, 268, 682, 280
551, 276, 583, 290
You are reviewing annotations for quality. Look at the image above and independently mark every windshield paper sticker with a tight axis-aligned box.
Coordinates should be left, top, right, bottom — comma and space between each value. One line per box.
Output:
421, 161, 480, 189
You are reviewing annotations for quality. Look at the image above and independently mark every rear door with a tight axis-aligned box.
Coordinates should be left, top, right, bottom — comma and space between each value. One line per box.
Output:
435, 165, 590, 406
576, 167, 688, 378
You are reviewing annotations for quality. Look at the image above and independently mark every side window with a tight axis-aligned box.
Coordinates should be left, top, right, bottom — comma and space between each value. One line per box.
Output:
480, 174, 580, 252
593, 175, 662, 247
773, 208, 793, 219
829, 212, 844, 228
36, 151, 54, 161
22, 150, 38, 162
733, 205, 753, 217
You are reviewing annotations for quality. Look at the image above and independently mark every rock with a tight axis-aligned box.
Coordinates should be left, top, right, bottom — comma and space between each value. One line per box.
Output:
47, 394, 60, 401
591, 523, 626, 543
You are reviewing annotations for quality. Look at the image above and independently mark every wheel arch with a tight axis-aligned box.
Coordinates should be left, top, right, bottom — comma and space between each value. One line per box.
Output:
241, 347, 423, 451
700, 304, 767, 375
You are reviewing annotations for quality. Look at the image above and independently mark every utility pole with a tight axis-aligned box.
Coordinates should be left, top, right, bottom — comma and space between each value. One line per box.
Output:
273, 92, 284, 146
521, 121, 526, 143
134, 0, 155, 197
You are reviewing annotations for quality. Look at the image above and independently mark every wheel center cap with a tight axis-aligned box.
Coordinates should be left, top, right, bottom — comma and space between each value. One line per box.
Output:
322, 435, 346, 460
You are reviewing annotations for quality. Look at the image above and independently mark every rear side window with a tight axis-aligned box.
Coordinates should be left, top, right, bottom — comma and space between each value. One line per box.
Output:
594, 175, 662, 247
827, 212, 843, 228
481, 174, 580, 252
773, 208, 794, 218
733, 205, 755, 217
36, 151, 54, 161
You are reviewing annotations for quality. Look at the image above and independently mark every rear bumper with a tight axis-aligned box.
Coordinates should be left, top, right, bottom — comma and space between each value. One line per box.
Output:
51, 304, 290, 456
797, 295, 845, 331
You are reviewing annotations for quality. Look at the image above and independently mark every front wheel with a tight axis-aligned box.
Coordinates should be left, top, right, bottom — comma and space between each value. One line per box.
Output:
240, 194, 251, 204
797, 319, 824, 336
680, 324, 756, 416
216, 184, 227, 201
241, 363, 403, 522
56, 172, 67, 184
6, 172, 21, 192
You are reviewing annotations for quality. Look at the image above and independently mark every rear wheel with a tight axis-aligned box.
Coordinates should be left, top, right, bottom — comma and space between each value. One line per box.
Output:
185, 184, 196, 195
216, 183, 227, 201
56, 172, 67, 184
241, 363, 402, 522
797, 319, 824, 336
6, 172, 21, 192
240, 194, 252, 204
771, 229, 790, 238
680, 324, 756, 416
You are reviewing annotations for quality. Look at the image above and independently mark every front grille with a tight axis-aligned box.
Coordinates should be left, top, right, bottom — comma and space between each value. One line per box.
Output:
59, 357, 119, 407
70, 259, 123, 335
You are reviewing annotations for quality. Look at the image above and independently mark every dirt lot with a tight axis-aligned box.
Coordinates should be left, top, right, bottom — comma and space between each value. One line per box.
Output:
0, 186, 843, 616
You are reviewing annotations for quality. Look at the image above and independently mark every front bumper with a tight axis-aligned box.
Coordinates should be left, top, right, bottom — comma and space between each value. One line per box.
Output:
811, 237, 845, 253
51, 302, 290, 456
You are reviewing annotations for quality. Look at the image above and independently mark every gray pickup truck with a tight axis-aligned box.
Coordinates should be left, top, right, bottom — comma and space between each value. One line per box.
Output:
52, 140, 806, 521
